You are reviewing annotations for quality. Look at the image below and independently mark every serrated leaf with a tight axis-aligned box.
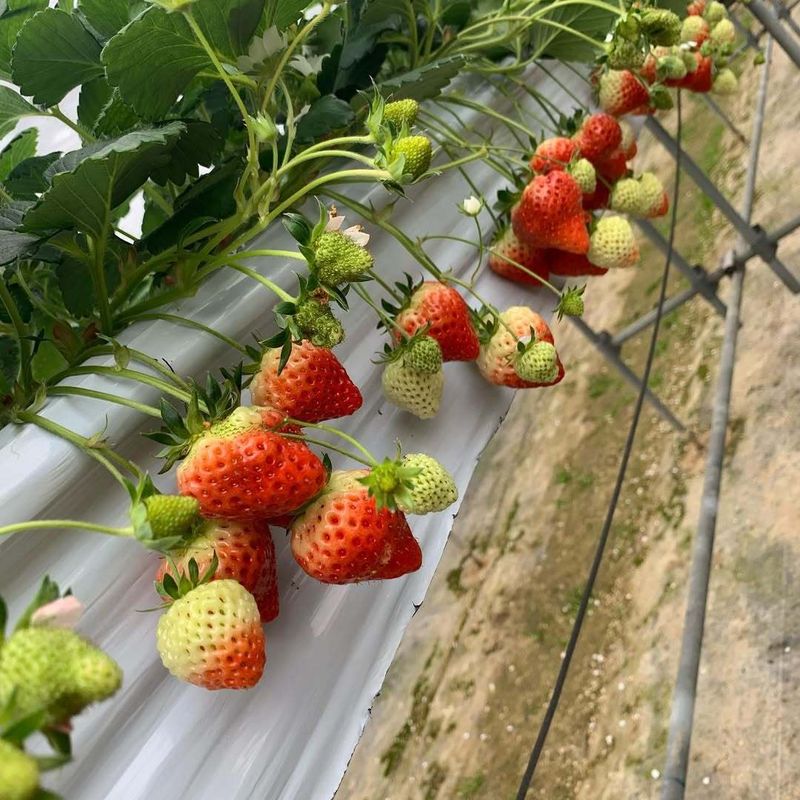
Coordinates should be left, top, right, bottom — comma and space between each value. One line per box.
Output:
0, 86, 39, 139
5, 153, 59, 200
77, 76, 113, 132
12, 8, 104, 106
0, 128, 35, 186
102, 0, 262, 119
296, 94, 355, 142
362, 55, 465, 106
79, 0, 130, 39
0, 230, 37, 263
529, 4, 615, 62
150, 120, 222, 186
272, 0, 316, 30
93, 89, 140, 138
23, 123, 185, 238
0, 0, 48, 79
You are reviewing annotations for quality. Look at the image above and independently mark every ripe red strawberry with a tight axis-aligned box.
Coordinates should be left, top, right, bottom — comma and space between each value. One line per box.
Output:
177, 406, 326, 520
684, 54, 713, 92
476, 307, 565, 388
687, 0, 706, 15
489, 226, 549, 285
573, 113, 623, 162
250, 340, 362, 423
582, 181, 611, 211
597, 71, 651, 118
156, 579, 265, 690
512, 172, 590, 254
156, 518, 279, 623
529, 137, 579, 174
594, 147, 630, 183
546, 249, 608, 277
291, 470, 422, 583
619, 120, 638, 160
393, 281, 479, 361
639, 54, 658, 84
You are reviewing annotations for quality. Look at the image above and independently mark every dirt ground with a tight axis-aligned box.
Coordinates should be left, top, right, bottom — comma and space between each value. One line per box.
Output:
337, 26, 800, 800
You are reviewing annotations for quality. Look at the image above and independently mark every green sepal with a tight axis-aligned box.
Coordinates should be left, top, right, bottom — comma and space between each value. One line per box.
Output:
357, 457, 422, 511
282, 212, 313, 245
14, 577, 61, 632
2, 708, 47, 745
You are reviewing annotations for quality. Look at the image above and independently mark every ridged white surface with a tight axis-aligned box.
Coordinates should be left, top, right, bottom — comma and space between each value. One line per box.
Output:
0, 65, 590, 799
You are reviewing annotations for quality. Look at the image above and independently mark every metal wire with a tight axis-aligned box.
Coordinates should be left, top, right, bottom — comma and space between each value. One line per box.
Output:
514, 92, 685, 799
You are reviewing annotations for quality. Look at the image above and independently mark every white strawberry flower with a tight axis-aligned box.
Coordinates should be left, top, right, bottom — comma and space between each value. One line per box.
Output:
460, 195, 483, 216
291, 53, 326, 77
237, 27, 287, 73
326, 208, 370, 246
31, 596, 85, 629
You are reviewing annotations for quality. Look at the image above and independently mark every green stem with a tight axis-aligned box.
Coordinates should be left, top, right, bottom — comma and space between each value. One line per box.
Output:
143, 182, 173, 216
0, 275, 32, 394
47, 386, 162, 418
282, 432, 373, 468
352, 283, 405, 335
222, 263, 295, 302
88, 236, 113, 335
290, 420, 378, 466
136, 313, 249, 356
0, 519, 134, 539
53, 366, 192, 404
366, 269, 403, 302
49, 107, 94, 142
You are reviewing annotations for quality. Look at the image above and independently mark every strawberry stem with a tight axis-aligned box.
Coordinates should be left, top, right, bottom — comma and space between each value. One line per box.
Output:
46, 386, 162, 418
0, 519, 134, 539
0, 276, 33, 395
223, 263, 295, 303
351, 283, 407, 336
135, 313, 250, 357
289, 420, 378, 467
283, 432, 373, 468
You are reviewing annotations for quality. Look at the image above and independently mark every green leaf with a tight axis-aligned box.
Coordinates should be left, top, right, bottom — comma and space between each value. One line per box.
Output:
102, 0, 261, 119
14, 576, 60, 631
273, 0, 316, 30
5, 153, 59, 200
0, 128, 36, 183
79, 0, 130, 39
0, 86, 39, 139
150, 120, 223, 185
0, 230, 37, 263
23, 124, 185, 238
11, 8, 104, 106
529, 4, 615, 62
93, 89, 140, 138
366, 55, 465, 105
0, 0, 48, 79
296, 95, 355, 142
77, 77, 114, 132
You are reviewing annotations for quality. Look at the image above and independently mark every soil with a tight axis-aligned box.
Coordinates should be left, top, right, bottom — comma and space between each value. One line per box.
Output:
337, 25, 800, 800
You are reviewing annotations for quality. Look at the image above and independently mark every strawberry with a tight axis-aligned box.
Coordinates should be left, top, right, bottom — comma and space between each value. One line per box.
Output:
157, 579, 265, 690
0, 627, 121, 725
573, 112, 623, 161
610, 177, 645, 215
547, 248, 608, 276
405, 334, 443, 373
0, 741, 39, 800
638, 172, 669, 217
392, 135, 432, 179
681, 15, 710, 44
396, 453, 458, 515
250, 340, 362, 423
640, 54, 658, 84
313, 231, 373, 286
384, 98, 420, 129
683, 54, 713, 92
640, 8, 682, 46
710, 18, 735, 44
512, 172, 590, 254
597, 71, 651, 118
556, 285, 586, 319
175, 406, 326, 520
588, 216, 640, 269
687, 0, 706, 15
568, 158, 597, 193
393, 281, 479, 361
712, 67, 739, 95
515, 341, 560, 384
529, 136, 579, 174
143, 494, 200, 540
291, 469, 422, 583
657, 54, 689, 80
595, 147, 630, 183
294, 297, 345, 348
157, 518, 279, 623
382, 358, 443, 419
489, 225, 550, 285
581, 181, 611, 211
476, 307, 565, 388
704, 1, 727, 24
619, 120, 638, 161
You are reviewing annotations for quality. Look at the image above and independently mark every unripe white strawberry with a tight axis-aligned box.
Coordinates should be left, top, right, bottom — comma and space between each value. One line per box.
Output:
588, 217, 640, 269
515, 341, 559, 384
713, 68, 739, 95
711, 18, 735, 45
569, 158, 597, 193
382, 360, 444, 419
398, 454, 458, 514
610, 177, 645, 215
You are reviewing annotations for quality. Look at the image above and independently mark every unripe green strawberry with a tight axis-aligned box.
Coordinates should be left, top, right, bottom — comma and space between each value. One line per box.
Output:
588, 216, 640, 269
704, 0, 727, 24
657, 54, 688, 80
398, 453, 458, 515
683, 49, 700, 72
0, 741, 39, 800
156, 579, 265, 690
641, 8, 682, 45
712, 67, 739, 95
607, 38, 645, 70
384, 98, 419, 129
313, 231, 374, 286
295, 298, 345, 348
556, 287, 585, 318
382, 359, 443, 419
515, 341, 559, 384
681, 15, 709, 44
568, 158, 597, 193
404, 335, 443, 374
0, 628, 122, 725
393, 135, 432, 180
144, 494, 200, 540
711, 18, 735, 45
610, 177, 645, 215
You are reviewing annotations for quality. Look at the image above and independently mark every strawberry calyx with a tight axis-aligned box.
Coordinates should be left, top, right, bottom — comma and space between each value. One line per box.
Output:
154, 552, 219, 605
357, 456, 422, 511
375, 326, 442, 374
555, 285, 586, 320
